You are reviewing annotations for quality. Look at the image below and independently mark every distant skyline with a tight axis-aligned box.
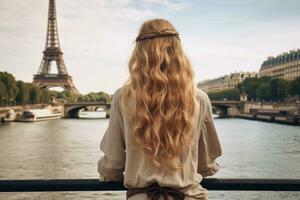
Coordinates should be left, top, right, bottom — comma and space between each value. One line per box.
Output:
1, 0, 300, 94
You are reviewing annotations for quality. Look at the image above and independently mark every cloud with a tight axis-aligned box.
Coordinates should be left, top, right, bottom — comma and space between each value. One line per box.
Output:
0, 0, 300, 93
144, 0, 188, 11
182, 21, 300, 82
0, 0, 158, 94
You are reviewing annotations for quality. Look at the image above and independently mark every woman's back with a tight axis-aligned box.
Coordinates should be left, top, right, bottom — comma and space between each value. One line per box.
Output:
98, 19, 222, 200
98, 87, 221, 199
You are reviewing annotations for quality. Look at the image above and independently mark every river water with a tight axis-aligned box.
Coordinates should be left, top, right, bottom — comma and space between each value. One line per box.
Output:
0, 115, 299, 200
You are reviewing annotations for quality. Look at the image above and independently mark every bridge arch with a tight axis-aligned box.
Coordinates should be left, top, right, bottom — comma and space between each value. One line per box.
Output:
64, 102, 111, 118
211, 101, 243, 117
212, 105, 229, 117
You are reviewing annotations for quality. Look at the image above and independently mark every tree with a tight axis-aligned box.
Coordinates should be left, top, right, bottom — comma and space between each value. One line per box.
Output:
290, 77, 300, 96
29, 86, 42, 104
40, 89, 51, 103
270, 79, 279, 101
256, 82, 271, 101
0, 72, 18, 103
63, 90, 78, 102
97, 91, 110, 102
208, 88, 240, 101
0, 81, 8, 105
238, 77, 260, 100
0, 70, 115, 104
276, 79, 289, 101
16, 81, 30, 104
57, 92, 67, 99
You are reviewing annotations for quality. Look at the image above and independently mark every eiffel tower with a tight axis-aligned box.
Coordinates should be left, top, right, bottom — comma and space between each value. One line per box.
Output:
33, 0, 78, 93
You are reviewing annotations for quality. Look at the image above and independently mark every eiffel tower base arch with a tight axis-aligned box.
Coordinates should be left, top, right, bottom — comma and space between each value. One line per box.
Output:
33, 74, 78, 93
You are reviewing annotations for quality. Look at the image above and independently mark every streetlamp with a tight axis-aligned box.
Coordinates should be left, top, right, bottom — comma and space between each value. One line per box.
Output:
9, 98, 13, 107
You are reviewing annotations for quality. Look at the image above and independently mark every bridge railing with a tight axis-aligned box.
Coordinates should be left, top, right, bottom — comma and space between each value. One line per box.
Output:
0, 178, 299, 192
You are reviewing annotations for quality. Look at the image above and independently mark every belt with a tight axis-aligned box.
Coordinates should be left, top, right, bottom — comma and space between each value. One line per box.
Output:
126, 183, 185, 200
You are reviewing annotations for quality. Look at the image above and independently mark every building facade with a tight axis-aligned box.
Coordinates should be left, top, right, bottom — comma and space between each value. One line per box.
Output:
198, 72, 257, 93
259, 49, 300, 80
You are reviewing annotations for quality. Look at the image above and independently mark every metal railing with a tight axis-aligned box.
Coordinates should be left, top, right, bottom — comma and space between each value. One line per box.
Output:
0, 178, 299, 192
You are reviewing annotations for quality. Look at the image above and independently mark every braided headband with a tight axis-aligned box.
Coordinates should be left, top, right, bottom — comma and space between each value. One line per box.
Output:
136, 30, 179, 42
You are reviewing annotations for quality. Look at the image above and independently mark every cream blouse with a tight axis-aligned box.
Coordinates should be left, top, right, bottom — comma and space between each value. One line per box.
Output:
98, 87, 222, 199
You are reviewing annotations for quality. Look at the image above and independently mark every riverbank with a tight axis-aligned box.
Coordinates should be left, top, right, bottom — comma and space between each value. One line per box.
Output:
212, 101, 300, 125
241, 101, 300, 125
236, 113, 300, 125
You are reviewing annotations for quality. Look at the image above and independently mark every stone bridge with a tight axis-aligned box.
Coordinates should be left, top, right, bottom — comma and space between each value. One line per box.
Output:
64, 102, 111, 118
211, 100, 244, 117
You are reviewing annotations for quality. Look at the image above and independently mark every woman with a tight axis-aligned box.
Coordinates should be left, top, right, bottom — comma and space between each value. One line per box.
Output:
98, 19, 222, 200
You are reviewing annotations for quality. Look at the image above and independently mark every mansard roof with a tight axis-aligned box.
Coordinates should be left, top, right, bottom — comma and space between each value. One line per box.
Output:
260, 49, 300, 71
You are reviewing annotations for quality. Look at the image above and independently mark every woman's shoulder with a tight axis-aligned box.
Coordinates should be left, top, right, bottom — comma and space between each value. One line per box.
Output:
112, 85, 131, 107
195, 88, 210, 104
113, 85, 128, 99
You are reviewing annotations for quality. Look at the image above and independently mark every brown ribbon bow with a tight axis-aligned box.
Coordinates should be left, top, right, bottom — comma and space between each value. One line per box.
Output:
126, 183, 185, 200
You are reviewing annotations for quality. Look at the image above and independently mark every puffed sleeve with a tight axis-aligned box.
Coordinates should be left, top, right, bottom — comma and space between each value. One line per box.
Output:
98, 89, 125, 181
197, 95, 222, 177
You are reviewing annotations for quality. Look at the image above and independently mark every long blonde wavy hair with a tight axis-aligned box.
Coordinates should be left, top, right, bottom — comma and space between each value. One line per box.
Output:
122, 19, 198, 171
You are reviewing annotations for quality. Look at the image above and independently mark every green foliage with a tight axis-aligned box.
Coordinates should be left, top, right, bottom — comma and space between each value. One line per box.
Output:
0, 71, 111, 106
238, 77, 258, 100
207, 76, 300, 102
0, 71, 54, 105
290, 77, 300, 96
0, 81, 8, 104
0, 71, 18, 101
80, 92, 111, 102
208, 88, 240, 101
56, 91, 67, 99
238, 76, 272, 100
59, 90, 78, 102
256, 82, 271, 101
40, 89, 51, 103
269, 79, 289, 101
29, 86, 42, 104
15, 81, 30, 104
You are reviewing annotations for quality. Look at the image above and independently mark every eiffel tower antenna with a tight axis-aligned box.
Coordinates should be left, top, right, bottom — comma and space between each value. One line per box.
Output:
33, 0, 78, 93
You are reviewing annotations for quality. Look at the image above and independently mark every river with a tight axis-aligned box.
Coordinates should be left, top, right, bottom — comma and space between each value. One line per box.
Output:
0, 115, 299, 199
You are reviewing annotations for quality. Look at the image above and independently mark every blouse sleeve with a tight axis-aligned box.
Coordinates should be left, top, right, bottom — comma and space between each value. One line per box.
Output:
197, 95, 222, 177
98, 89, 125, 181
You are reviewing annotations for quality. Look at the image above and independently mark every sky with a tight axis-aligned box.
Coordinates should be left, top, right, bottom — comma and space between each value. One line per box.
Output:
0, 0, 300, 94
